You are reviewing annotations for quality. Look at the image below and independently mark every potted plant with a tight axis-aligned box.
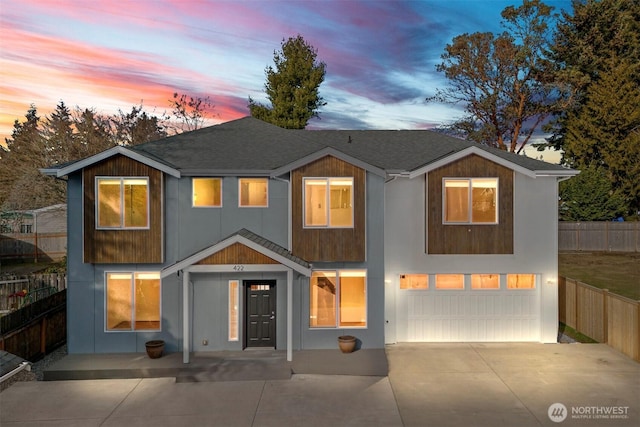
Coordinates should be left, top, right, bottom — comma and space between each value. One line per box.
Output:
338, 335, 356, 353
145, 340, 165, 359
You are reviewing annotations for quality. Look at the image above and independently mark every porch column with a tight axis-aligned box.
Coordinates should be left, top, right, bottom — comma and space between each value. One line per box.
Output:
287, 269, 293, 362
182, 270, 190, 364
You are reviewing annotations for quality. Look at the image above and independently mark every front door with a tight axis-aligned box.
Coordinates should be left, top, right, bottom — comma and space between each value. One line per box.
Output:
245, 280, 276, 348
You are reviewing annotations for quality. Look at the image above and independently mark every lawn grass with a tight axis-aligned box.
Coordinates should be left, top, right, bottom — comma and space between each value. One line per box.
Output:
558, 252, 640, 300
558, 323, 598, 343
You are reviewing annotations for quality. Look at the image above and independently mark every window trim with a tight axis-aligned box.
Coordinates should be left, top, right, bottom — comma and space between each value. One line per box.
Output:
192, 177, 223, 208
442, 177, 499, 225
238, 177, 269, 208
309, 269, 367, 329
104, 271, 161, 332
96, 176, 150, 230
303, 177, 354, 229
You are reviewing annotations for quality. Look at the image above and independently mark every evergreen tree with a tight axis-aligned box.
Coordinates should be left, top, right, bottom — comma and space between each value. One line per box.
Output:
550, 0, 640, 215
559, 165, 626, 221
249, 35, 326, 129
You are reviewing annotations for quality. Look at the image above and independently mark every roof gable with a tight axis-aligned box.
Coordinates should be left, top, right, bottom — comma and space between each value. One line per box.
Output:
161, 228, 311, 277
42, 146, 181, 178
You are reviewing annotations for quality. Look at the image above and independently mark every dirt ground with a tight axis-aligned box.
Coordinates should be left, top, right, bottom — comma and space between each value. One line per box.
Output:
558, 252, 640, 300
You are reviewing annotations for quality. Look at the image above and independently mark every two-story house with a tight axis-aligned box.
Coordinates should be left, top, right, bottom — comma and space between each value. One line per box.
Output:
42, 117, 577, 364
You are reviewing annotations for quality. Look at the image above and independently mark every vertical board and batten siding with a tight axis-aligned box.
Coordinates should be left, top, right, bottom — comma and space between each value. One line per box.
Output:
427, 154, 514, 254
559, 222, 640, 252
83, 155, 163, 263
406, 290, 539, 341
291, 156, 366, 262
195, 242, 279, 265
559, 276, 639, 362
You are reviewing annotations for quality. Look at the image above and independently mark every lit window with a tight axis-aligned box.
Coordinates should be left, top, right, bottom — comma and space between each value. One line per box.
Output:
304, 178, 353, 228
444, 178, 497, 224
239, 178, 268, 207
507, 274, 536, 289
97, 177, 149, 228
106, 272, 160, 331
435, 274, 464, 289
310, 270, 366, 328
228, 280, 239, 341
193, 178, 222, 207
471, 274, 500, 289
400, 274, 428, 289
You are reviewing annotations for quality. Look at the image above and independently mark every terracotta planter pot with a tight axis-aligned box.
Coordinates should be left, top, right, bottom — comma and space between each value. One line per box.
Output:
145, 340, 165, 359
338, 335, 356, 353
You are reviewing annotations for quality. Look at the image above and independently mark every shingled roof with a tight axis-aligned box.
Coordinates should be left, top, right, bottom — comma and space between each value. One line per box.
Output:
131, 117, 575, 177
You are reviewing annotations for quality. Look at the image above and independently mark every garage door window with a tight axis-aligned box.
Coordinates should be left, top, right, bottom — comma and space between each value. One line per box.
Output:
400, 274, 428, 289
435, 274, 464, 289
471, 274, 500, 289
507, 274, 536, 289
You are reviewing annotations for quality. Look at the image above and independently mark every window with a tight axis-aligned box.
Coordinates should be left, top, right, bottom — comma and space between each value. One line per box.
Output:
239, 178, 268, 207
20, 224, 33, 233
193, 178, 222, 207
400, 274, 428, 289
435, 274, 464, 289
106, 272, 160, 331
310, 270, 366, 328
304, 178, 354, 227
443, 178, 497, 224
97, 177, 149, 228
471, 274, 500, 289
228, 280, 239, 341
507, 274, 536, 289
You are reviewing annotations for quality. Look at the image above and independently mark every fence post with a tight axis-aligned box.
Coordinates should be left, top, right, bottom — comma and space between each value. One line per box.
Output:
40, 315, 47, 354
602, 289, 609, 344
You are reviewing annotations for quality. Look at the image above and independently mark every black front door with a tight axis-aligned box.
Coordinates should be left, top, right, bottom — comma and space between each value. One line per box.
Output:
245, 280, 276, 348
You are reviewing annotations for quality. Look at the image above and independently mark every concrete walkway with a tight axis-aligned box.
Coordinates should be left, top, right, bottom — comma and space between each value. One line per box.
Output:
1, 343, 638, 426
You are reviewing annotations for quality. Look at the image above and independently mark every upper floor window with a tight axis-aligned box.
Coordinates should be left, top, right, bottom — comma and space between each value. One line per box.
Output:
304, 177, 353, 228
239, 178, 268, 207
443, 178, 497, 224
97, 177, 149, 229
193, 178, 222, 207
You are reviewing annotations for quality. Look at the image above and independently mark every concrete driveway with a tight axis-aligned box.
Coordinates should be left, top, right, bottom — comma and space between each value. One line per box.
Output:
1, 343, 638, 426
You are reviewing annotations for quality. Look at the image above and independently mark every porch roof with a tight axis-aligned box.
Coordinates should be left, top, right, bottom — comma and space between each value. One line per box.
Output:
161, 228, 311, 278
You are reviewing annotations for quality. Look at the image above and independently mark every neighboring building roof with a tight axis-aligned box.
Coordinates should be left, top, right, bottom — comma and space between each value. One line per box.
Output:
0, 351, 30, 380
162, 228, 312, 277
43, 116, 578, 178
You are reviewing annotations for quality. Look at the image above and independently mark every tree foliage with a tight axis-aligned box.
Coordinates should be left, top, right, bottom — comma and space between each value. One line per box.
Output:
428, 0, 560, 153
549, 0, 640, 216
249, 35, 326, 129
169, 92, 215, 132
559, 165, 626, 221
0, 102, 167, 211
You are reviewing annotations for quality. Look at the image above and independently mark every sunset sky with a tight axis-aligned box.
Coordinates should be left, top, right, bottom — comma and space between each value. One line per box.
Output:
1, 0, 570, 161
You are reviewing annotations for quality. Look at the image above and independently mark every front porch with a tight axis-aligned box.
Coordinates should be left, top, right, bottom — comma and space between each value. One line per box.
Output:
42, 348, 388, 382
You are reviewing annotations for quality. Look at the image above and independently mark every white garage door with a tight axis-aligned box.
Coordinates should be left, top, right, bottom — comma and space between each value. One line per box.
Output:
405, 289, 540, 342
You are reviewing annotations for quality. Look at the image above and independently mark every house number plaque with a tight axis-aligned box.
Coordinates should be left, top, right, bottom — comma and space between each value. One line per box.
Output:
233, 265, 245, 271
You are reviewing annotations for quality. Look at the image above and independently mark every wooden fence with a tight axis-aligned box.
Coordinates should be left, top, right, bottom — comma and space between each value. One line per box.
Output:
0, 290, 66, 361
559, 276, 640, 362
0, 273, 67, 312
559, 222, 640, 252
0, 232, 67, 262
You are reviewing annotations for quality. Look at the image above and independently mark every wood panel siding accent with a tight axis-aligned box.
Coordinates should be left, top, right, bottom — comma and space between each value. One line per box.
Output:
196, 243, 279, 265
427, 154, 513, 254
291, 156, 366, 262
83, 155, 163, 263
